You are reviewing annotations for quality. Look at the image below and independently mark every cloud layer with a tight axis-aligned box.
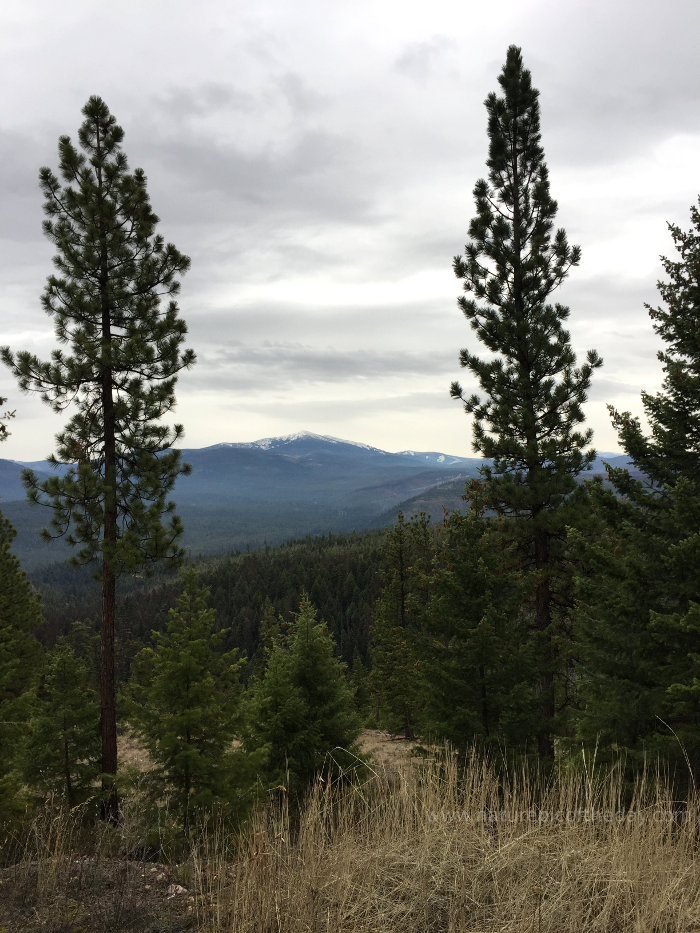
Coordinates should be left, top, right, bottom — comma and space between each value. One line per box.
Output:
1, 0, 698, 458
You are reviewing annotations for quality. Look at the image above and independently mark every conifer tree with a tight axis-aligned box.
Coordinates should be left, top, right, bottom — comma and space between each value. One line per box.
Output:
450, 46, 601, 757
369, 512, 431, 738
423, 490, 535, 750
570, 483, 667, 764
0, 405, 43, 822
610, 198, 700, 487
1, 97, 194, 819
246, 597, 361, 798
578, 199, 700, 776
124, 571, 248, 835
21, 638, 100, 806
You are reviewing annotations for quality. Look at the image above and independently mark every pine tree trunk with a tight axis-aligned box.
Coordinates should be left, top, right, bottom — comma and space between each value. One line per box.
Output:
99, 382, 120, 821
96, 124, 120, 823
534, 528, 554, 759
100, 554, 119, 822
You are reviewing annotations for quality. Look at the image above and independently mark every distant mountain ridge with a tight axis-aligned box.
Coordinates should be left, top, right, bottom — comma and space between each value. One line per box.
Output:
0, 431, 631, 571
200, 431, 473, 466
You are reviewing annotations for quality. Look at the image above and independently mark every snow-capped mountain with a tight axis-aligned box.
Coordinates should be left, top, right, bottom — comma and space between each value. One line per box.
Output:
1, 432, 628, 571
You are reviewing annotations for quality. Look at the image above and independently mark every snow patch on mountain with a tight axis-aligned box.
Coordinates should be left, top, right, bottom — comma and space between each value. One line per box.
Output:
210, 431, 388, 454
202, 433, 479, 464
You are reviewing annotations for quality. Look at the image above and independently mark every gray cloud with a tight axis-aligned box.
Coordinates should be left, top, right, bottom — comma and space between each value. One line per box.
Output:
1, 0, 698, 460
395, 36, 458, 81
191, 343, 454, 391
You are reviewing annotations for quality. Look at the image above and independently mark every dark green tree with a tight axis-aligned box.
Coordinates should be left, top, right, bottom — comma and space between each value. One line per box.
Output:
450, 46, 602, 757
1, 97, 194, 819
21, 638, 100, 806
610, 198, 700, 487
124, 571, 249, 836
570, 482, 667, 765
0, 405, 43, 822
245, 597, 362, 799
0, 517, 42, 823
578, 200, 700, 777
422, 489, 535, 751
369, 512, 431, 738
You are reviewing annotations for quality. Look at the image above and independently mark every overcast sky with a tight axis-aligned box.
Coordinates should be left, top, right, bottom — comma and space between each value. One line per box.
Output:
2, 0, 699, 461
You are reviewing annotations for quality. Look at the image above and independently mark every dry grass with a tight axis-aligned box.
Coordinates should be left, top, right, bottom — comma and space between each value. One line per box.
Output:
0, 795, 198, 932
1, 737, 698, 932
196, 747, 699, 933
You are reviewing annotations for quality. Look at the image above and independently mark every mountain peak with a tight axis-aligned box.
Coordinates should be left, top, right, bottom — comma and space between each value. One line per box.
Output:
209, 431, 387, 454
255, 431, 387, 453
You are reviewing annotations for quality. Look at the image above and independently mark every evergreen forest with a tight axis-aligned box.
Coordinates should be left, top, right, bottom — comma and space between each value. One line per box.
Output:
0, 46, 698, 933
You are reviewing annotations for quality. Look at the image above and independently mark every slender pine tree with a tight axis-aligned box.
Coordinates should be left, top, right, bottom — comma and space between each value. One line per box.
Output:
1, 97, 194, 819
450, 46, 602, 757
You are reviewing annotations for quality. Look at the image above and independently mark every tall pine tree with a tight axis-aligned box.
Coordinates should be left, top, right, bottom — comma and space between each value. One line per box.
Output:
450, 47, 601, 757
579, 199, 700, 778
1, 97, 194, 819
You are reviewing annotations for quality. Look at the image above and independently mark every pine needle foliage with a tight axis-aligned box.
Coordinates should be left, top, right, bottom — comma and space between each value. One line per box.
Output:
579, 199, 700, 778
450, 46, 602, 757
1, 97, 194, 818
369, 512, 431, 739
21, 638, 100, 807
610, 197, 700, 486
0, 512, 43, 823
246, 597, 362, 799
124, 571, 248, 836
451, 45, 601, 507
0, 395, 14, 442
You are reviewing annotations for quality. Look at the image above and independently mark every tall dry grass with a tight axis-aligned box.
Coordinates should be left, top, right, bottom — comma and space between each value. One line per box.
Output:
194, 748, 699, 933
2, 746, 698, 932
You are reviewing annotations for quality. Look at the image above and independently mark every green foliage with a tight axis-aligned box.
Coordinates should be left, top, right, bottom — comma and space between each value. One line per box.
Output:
610, 198, 700, 487
0, 510, 43, 822
369, 512, 431, 737
349, 652, 372, 723
1, 96, 194, 572
124, 571, 250, 835
570, 484, 666, 761
450, 46, 601, 757
245, 597, 362, 799
21, 638, 100, 806
0, 394, 14, 444
1, 96, 194, 814
114, 531, 386, 678
450, 46, 601, 483
421, 493, 538, 750
576, 200, 700, 779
